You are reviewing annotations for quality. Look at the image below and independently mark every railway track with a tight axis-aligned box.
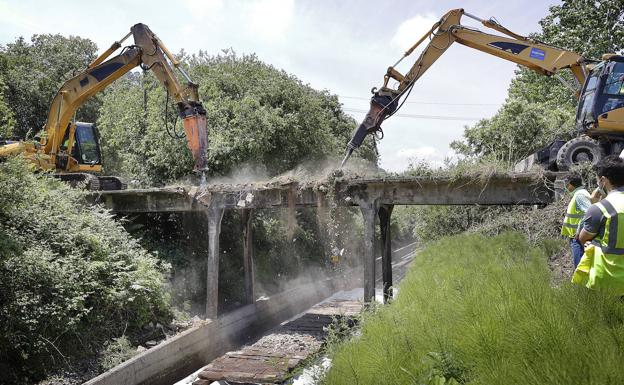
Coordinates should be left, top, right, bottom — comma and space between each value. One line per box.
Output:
85, 242, 418, 385
178, 242, 419, 385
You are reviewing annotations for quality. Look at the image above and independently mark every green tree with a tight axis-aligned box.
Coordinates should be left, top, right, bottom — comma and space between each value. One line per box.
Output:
452, 0, 624, 161
1, 34, 99, 138
451, 99, 574, 164
97, 50, 377, 185
0, 74, 15, 137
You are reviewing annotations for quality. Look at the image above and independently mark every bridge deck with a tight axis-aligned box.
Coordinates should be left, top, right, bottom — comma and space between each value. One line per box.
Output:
87, 172, 560, 319
90, 173, 556, 213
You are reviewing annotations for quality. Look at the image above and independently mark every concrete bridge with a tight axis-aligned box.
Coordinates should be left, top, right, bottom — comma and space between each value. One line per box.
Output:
89, 173, 557, 318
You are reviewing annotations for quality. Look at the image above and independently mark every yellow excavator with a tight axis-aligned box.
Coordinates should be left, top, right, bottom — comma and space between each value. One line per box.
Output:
0, 23, 207, 190
341, 8, 624, 171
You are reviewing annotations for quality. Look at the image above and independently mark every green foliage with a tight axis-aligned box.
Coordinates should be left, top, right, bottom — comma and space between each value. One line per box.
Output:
324, 232, 624, 385
397, 157, 561, 246
390, 206, 420, 243
0, 34, 99, 138
98, 51, 376, 186
96, 73, 176, 186
0, 158, 171, 384
409, 205, 494, 243
0, 73, 16, 137
540, 0, 624, 59
452, 0, 624, 162
99, 336, 136, 371
450, 100, 574, 164
468, 198, 568, 245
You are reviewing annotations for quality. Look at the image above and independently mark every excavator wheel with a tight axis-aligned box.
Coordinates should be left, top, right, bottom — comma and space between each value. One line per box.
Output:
556, 136, 604, 171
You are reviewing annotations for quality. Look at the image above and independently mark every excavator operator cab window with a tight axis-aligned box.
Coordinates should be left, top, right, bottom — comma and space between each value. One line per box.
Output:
576, 63, 604, 131
601, 61, 624, 113
74, 123, 101, 165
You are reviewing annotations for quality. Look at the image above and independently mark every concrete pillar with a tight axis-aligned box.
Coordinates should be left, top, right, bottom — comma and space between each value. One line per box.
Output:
240, 208, 255, 305
181, 211, 210, 315
378, 205, 394, 303
359, 201, 378, 303
206, 200, 224, 319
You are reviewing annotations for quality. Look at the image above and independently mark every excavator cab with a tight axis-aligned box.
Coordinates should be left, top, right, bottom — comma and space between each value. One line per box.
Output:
539, 55, 624, 172
57, 122, 102, 169
53, 122, 120, 190
72, 123, 102, 166
577, 55, 624, 134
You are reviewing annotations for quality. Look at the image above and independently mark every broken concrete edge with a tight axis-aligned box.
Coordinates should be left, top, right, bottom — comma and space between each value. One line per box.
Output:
83, 276, 349, 385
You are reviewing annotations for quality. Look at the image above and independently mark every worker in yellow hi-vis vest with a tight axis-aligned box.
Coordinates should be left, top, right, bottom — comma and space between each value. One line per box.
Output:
575, 155, 624, 294
561, 174, 591, 268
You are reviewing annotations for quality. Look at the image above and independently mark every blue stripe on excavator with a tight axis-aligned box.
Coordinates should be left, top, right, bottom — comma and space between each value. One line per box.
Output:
88, 62, 125, 82
487, 41, 528, 55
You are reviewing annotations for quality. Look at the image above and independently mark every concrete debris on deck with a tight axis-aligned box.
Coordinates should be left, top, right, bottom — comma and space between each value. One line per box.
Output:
91, 172, 557, 214
192, 299, 362, 385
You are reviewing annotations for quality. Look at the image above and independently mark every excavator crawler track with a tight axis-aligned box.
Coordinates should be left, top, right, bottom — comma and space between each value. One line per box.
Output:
52, 173, 127, 191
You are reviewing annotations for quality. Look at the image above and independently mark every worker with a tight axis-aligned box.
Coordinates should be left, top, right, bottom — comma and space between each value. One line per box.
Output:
576, 155, 624, 293
329, 246, 343, 269
561, 174, 591, 268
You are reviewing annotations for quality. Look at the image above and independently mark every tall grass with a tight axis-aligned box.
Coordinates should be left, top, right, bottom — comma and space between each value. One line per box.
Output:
324, 233, 624, 385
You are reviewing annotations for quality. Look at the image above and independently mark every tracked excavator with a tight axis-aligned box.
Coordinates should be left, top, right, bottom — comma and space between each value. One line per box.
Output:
341, 8, 624, 172
0, 23, 207, 190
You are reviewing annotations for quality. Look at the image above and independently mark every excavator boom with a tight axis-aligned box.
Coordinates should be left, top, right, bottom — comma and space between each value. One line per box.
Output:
341, 8, 606, 168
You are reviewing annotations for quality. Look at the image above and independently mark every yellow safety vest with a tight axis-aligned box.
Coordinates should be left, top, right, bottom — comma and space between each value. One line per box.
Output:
561, 188, 590, 238
573, 191, 624, 294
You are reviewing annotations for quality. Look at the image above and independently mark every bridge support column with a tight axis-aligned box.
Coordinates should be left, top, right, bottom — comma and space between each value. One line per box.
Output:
378, 204, 394, 303
359, 200, 378, 303
240, 208, 255, 305
206, 200, 224, 319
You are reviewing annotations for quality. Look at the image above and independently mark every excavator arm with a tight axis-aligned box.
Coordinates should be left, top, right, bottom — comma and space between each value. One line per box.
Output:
341, 8, 591, 166
42, 23, 207, 172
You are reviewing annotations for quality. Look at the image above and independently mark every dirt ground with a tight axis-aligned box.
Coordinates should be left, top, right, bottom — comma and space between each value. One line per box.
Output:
548, 242, 575, 285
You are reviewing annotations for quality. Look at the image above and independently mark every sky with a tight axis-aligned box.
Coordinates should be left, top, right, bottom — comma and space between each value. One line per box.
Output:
0, 0, 559, 172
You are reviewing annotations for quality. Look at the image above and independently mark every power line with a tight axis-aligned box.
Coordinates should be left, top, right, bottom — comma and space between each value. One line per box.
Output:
339, 95, 500, 106
342, 108, 483, 121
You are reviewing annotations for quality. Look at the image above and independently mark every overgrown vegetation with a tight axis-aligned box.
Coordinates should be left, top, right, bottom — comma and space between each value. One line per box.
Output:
396, 155, 562, 245
0, 34, 100, 138
0, 158, 172, 384
96, 50, 377, 186
324, 232, 624, 385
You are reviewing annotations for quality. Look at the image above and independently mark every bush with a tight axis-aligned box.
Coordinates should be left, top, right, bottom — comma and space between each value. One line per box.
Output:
0, 158, 172, 384
324, 232, 624, 385
395, 157, 565, 246
97, 51, 377, 186
99, 336, 136, 371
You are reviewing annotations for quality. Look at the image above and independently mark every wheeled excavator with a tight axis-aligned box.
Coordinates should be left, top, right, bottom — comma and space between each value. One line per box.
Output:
0, 23, 207, 190
341, 8, 624, 172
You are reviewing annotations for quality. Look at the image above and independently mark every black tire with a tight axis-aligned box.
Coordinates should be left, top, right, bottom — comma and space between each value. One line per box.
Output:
556, 136, 604, 171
